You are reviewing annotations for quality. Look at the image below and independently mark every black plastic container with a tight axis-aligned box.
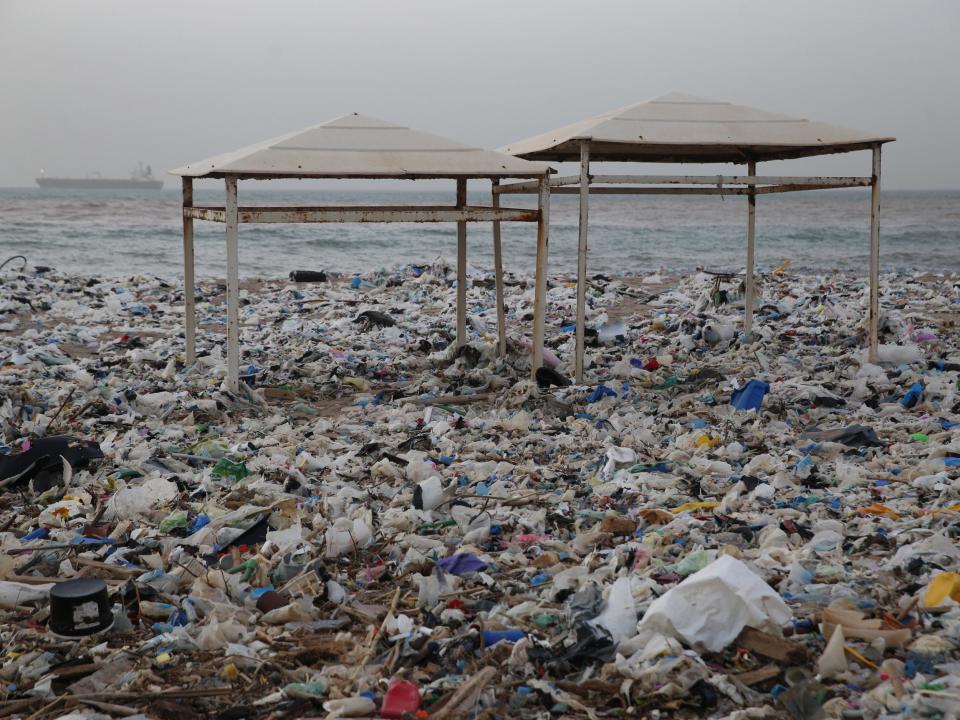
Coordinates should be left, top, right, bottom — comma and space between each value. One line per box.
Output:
48, 578, 114, 637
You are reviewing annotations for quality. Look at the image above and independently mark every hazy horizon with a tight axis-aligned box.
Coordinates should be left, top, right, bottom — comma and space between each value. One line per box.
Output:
2, 0, 959, 191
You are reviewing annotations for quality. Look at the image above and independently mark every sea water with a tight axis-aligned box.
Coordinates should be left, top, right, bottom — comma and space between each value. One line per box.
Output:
0, 187, 957, 278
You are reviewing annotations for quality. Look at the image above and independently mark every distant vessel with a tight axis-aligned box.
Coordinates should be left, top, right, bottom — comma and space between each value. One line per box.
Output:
36, 162, 163, 190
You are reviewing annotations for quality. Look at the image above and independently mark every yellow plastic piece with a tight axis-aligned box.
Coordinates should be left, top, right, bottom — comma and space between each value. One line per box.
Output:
671, 500, 720, 514
859, 503, 902, 520
924, 572, 960, 608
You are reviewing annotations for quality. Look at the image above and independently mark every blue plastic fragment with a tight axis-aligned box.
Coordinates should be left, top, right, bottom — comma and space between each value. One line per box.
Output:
900, 382, 924, 408
586, 385, 617, 403
483, 628, 525, 645
730, 379, 770, 411
438, 553, 487, 575
22, 527, 49, 541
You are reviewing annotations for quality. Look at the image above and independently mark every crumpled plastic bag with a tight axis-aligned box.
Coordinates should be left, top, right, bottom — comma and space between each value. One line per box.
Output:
104, 476, 178, 520
588, 576, 637, 644
625, 555, 791, 653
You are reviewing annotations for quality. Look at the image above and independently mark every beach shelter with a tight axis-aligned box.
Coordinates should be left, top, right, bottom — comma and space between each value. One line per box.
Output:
171, 114, 552, 392
498, 93, 895, 381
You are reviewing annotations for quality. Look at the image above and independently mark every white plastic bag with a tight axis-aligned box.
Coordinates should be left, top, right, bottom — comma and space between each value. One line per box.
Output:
589, 576, 637, 644
627, 555, 791, 653
105, 477, 178, 520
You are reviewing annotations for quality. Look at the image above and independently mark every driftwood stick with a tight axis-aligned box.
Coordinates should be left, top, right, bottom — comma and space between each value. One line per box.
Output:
352, 585, 401, 680
432, 666, 498, 720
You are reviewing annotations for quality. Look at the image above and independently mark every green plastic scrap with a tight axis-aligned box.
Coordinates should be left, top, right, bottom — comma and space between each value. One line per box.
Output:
674, 548, 710, 576
191, 439, 230, 459
910, 433, 929, 442
654, 374, 679, 390
226, 558, 258, 582
211, 458, 249, 481
159, 510, 188, 533
36, 353, 71, 366
284, 680, 328, 699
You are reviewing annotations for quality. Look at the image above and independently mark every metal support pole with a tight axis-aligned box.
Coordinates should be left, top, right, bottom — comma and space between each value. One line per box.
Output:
225, 176, 240, 393
491, 179, 507, 358
575, 142, 590, 383
182, 177, 196, 364
531, 175, 550, 378
868, 144, 882, 362
456, 178, 467, 348
744, 160, 757, 336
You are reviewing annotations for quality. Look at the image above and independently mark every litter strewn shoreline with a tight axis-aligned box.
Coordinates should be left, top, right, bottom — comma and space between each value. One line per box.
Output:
0, 262, 959, 719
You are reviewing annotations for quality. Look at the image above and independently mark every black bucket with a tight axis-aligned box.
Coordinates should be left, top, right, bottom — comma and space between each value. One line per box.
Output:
48, 578, 114, 637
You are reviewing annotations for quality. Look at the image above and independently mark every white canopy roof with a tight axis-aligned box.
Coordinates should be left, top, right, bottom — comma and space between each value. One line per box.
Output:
171, 113, 549, 180
501, 92, 895, 163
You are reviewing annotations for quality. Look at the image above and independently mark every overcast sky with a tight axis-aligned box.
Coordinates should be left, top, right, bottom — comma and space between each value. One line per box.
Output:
2, 0, 958, 189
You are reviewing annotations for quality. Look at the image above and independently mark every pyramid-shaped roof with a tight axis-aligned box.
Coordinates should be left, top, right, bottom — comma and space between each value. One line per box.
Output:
172, 113, 549, 179
501, 93, 894, 163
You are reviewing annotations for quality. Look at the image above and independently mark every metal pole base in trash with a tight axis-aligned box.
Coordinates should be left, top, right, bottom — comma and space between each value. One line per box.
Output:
575, 142, 590, 383
456, 178, 467, 348
531, 175, 550, 379
744, 160, 757, 337
868, 144, 882, 363
491, 179, 508, 359
182, 177, 196, 364
225, 176, 240, 393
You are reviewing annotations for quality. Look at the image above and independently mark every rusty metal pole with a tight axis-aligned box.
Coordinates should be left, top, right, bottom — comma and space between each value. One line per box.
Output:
491, 179, 507, 358
182, 177, 196, 364
575, 142, 590, 383
531, 174, 550, 379
868, 144, 882, 362
744, 160, 757, 336
456, 179, 467, 348
225, 176, 240, 393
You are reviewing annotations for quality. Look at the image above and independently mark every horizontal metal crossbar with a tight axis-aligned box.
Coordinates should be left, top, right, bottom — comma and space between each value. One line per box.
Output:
541, 182, 863, 196
495, 174, 873, 194
183, 205, 539, 224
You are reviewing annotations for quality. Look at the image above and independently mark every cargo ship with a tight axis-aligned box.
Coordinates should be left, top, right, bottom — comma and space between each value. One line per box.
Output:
36, 162, 163, 190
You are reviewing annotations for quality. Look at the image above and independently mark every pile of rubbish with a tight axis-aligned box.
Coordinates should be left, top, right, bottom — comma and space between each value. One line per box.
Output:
0, 258, 959, 719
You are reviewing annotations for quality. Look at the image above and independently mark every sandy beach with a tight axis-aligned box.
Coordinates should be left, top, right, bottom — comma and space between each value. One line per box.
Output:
1, 261, 959, 717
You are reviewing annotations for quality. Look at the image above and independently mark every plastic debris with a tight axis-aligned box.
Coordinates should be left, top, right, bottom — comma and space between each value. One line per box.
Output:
730, 378, 770, 410
0, 263, 957, 717
627, 555, 792, 653
380, 678, 421, 718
